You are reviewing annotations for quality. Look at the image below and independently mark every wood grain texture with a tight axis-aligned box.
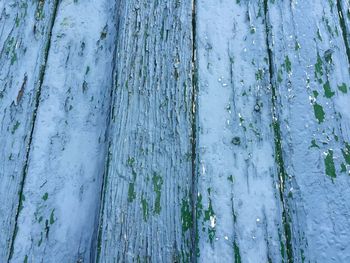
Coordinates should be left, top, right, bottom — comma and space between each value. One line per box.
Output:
0, 1, 58, 260
0, 1, 349, 262
97, 0, 194, 262
196, 0, 287, 262
337, 0, 350, 63
266, 0, 350, 261
8, 1, 117, 262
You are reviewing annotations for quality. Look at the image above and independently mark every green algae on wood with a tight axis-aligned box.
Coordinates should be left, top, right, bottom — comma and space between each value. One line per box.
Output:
338, 83, 348, 93
325, 150, 336, 178
127, 182, 136, 203
342, 143, 350, 165
233, 241, 242, 263
181, 199, 193, 232
49, 209, 55, 225
141, 194, 149, 222
313, 103, 325, 123
152, 173, 163, 215
323, 81, 335, 98
42, 193, 48, 201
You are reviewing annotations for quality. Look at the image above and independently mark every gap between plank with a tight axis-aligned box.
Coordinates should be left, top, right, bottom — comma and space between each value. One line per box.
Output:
336, 0, 350, 71
263, 1, 294, 262
94, 1, 122, 262
191, 0, 199, 262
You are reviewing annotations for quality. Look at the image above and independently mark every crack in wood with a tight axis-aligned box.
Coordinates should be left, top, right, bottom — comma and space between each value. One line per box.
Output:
336, 0, 350, 71
94, 3, 121, 262
191, 0, 199, 262
263, 1, 294, 262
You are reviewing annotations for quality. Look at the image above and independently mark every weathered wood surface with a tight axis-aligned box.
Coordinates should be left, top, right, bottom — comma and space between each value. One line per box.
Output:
97, 1, 194, 262
0, 0, 349, 262
266, 0, 350, 261
8, 1, 117, 262
0, 1, 58, 261
194, 0, 350, 262
196, 1, 285, 262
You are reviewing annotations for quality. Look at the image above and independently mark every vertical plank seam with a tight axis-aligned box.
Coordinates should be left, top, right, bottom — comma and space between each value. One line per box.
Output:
94, 1, 122, 262
191, 0, 199, 262
7, 0, 61, 261
336, 0, 350, 71
263, 1, 294, 262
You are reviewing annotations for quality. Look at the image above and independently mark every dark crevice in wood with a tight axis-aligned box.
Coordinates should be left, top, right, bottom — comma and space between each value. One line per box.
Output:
191, 0, 198, 262
94, 139, 112, 263
7, 0, 61, 261
94, 2, 122, 262
336, 0, 350, 71
263, 1, 294, 263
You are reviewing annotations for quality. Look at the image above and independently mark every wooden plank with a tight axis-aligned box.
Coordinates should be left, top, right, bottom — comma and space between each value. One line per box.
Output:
196, 1, 288, 262
0, 1, 349, 262
8, 1, 117, 262
266, 0, 350, 261
97, 1, 194, 262
0, 1, 58, 260
337, 0, 350, 62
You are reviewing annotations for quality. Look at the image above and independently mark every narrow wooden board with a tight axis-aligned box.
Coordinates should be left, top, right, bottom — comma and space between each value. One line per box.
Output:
8, 1, 117, 262
196, 0, 288, 262
0, 1, 58, 260
97, 1, 194, 262
266, 0, 350, 261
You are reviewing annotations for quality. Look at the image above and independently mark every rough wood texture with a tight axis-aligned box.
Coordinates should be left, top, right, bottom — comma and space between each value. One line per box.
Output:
266, 0, 350, 261
97, 1, 194, 262
196, 1, 286, 262
195, 0, 350, 262
338, 0, 350, 61
0, 1, 58, 260
8, 1, 117, 262
0, 0, 349, 262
